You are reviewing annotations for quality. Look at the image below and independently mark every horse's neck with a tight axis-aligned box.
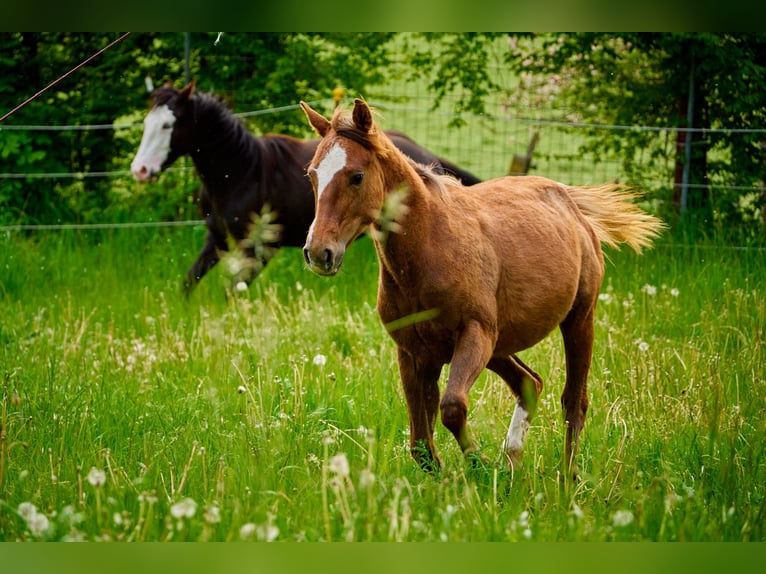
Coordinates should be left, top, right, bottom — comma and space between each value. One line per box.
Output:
374, 155, 444, 287
189, 102, 255, 185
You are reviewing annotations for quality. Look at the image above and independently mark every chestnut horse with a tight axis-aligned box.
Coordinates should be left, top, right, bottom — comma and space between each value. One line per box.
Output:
130, 82, 481, 296
301, 99, 664, 475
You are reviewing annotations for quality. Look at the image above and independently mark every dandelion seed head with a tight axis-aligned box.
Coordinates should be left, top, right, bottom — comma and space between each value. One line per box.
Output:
170, 497, 197, 519
359, 469, 376, 489
28, 512, 50, 537
87, 467, 106, 487
328, 453, 350, 478
642, 284, 657, 296
612, 509, 634, 527
313, 354, 327, 366
235, 281, 248, 292
240, 522, 257, 539
237, 385, 247, 394
204, 505, 221, 524
18, 502, 37, 521
257, 523, 279, 542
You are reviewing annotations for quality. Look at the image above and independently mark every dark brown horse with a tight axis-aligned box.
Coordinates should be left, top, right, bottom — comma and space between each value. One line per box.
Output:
301, 99, 664, 475
130, 82, 481, 295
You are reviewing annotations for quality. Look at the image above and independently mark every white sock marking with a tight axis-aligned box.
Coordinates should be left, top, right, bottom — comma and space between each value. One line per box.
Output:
503, 403, 529, 460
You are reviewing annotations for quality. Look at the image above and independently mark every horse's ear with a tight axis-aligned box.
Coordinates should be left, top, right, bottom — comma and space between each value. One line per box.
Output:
352, 98, 374, 134
179, 80, 195, 100
300, 101, 331, 137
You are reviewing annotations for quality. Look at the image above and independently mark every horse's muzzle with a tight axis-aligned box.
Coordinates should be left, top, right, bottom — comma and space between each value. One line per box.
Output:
131, 164, 160, 183
303, 245, 343, 276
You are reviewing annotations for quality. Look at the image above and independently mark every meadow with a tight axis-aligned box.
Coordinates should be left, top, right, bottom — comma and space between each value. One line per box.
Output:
1, 222, 764, 542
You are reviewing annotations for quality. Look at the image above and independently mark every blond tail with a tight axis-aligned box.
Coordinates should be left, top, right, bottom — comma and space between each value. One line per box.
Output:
567, 183, 666, 253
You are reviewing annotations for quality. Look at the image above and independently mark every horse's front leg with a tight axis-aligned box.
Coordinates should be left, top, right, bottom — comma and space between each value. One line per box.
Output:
440, 320, 494, 464
184, 229, 227, 297
397, 348, 443, 472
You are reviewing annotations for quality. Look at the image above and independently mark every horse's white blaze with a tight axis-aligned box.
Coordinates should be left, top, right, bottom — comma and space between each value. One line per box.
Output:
315, 142, 346, 200
130, 104, 176, 181
502, 403, 530, 462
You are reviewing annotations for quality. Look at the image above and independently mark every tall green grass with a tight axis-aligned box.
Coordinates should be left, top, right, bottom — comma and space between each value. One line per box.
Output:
1, 228, 764, 541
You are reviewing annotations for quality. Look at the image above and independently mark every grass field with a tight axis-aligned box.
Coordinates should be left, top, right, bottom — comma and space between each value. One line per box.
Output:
1, 224, 764, 542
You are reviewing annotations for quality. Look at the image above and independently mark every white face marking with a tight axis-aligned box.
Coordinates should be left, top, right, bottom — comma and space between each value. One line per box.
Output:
502, 403, 530, 464
131, 104, 176, 181
315, 142, 347, 200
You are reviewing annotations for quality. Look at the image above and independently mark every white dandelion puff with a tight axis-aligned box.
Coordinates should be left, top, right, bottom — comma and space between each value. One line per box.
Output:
313, 354, 327, 366
641, 284, 657, 296
170, 497, 197, 519
240, 523, 257, 539
328, 453, 350, 478
204, 505, 221, 524
612, 509, 634, 527
87, 467, 106, 487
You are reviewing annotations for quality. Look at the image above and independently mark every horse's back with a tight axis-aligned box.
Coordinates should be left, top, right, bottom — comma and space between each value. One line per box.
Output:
434, 175, 604, 353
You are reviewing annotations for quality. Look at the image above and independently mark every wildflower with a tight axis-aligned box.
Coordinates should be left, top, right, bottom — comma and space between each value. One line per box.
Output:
18, 502, 38, 521
17, 503, 50, 537
641, 284, 657, 296
670, 288, 679, 297
170, 497, 197, 519
87, 467, 106, 487
359, 469, 376, 489
257, 523, 279, 542
313, 354, 327, 366
523, 527, 532, 539
328, 453, 350, 478
598, 293, 613, 304
235, 281, 248, 292
240, 523, 257, 540
28, 512, 50, 537
638, 341, 650, 352
237, 385, 247, 394
204, 505, 221, 524
612, 509, 634, 527
571, 503, 584, 520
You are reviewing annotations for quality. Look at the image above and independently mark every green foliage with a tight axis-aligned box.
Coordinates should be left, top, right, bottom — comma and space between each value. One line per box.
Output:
0, 231, 764, 541
0, 33, 398, 226
406, 32, 766, 242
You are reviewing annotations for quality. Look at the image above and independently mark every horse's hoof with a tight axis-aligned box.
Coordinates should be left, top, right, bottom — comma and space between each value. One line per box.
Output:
465, 451, 490, 469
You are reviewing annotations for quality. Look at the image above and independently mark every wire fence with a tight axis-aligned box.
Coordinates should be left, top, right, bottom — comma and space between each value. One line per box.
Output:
2, 94, 765, 235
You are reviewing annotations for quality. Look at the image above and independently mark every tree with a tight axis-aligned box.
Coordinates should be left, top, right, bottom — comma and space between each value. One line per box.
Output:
0, 33, 396, 225
406, 32, 766, 241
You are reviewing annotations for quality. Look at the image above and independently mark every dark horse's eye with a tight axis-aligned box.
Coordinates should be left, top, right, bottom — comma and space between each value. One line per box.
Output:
350, 172, 364, 185
162, 122, 172, 129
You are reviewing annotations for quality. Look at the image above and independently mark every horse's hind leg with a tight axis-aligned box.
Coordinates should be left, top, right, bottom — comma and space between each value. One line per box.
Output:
487, 355, 543, 469
397, 348, 443, 472
559, 302, 596, 479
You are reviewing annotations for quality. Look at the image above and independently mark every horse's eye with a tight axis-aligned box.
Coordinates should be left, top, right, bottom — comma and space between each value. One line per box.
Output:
162, 122, 172, 129
350, 172, 364, 185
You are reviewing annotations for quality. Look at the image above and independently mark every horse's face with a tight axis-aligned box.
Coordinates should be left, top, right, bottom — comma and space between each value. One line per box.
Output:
300, 101, 385, 276
130, 83, 193, 182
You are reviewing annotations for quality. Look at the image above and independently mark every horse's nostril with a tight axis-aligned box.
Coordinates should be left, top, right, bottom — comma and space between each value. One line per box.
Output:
303, 247, 310, 265
323, 249, 333, 269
